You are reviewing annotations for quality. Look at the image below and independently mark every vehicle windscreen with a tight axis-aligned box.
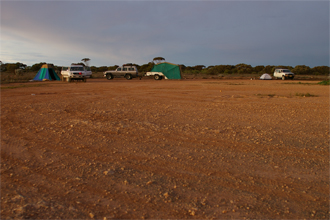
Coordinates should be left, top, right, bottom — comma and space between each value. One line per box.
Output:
70, 67, 84, 71
283, 69, 291, 72
62, 67, 69, 71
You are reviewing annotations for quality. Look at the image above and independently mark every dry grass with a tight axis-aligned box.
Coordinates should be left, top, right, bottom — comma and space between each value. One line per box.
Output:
1, 71, 38, 84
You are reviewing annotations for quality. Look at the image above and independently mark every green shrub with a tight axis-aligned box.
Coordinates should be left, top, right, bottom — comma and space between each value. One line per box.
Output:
223, 69, 231, 74
318, 80, 330, 85
183, 70, 201, 75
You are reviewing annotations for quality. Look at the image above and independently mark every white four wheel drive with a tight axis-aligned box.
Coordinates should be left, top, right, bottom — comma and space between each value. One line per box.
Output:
103, 64, 139, 80
273, 69, 294, 80
61, 65, 92, 82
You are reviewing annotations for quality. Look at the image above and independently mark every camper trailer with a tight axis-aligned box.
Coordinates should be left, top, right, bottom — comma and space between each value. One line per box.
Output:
145, 62, 182, 80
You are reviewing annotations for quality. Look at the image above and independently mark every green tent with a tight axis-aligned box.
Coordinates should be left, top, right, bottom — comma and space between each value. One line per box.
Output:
151, 62, 181, 79
33, 64, 60, 81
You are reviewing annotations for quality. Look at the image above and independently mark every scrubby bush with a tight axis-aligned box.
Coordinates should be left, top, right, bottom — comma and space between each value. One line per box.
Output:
235, 63, 253, 74
31, 62, 46, 71
312, 66, 330, 75
1, 71, 37, 84
254, 65, 265, 74
292, 65, 311, 75
183, 69, 201, 75
138, 62, 153, 73
318, 80, 330, 85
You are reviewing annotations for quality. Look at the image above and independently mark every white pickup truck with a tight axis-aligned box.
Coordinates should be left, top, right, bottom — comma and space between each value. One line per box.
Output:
61, 65, 92, 82
273, 69, 294, 80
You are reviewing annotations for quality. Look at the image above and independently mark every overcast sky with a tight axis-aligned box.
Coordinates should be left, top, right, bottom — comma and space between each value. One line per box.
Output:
1, 0, 329, 68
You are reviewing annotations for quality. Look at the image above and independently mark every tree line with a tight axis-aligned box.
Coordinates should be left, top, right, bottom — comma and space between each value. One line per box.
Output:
181, 64, 329, 75
0, 61, 329, 75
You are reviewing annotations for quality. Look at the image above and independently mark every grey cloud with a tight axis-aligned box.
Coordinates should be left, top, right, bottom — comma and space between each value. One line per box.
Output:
1, 1, 328, 67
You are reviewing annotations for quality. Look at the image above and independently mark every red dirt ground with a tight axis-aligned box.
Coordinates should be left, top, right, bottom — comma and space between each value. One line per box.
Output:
1, 78, 329, 219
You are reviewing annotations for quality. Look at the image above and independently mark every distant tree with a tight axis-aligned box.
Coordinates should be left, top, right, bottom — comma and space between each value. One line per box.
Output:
31, 62, 46, 71
223, 69, 231, 74
179, 64, 186, 72
204, 65, 235, 75
72, 62, 85, 66
90, 66, 97, 72
108, 65, 119, 70
53, 65, 61, 73
311, 66, 330, 75
194, 65, 205, 71
0, 61, 5, 72
138, 62, 154, 72
253, 65, 265, 73
292, 65, 311, 75
123, 63, 139, 67
204, 65, 223, 75
262, 65, 275, 74
97, 66, 108, 72
81, 58, 90, 66
153, 57, 165, 64
4, 62, 28, 73
185, 66, 195, 71
6, 64, 17, 73
235, 63, 253, 74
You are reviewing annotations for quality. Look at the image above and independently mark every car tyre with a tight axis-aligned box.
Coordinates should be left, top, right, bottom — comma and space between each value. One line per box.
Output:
106, 73, 113, 80
154, 74, 161, 80
125, 74, 132, 80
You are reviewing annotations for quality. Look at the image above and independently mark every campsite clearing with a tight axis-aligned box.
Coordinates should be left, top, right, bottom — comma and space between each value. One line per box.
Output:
1, 78, 329, 219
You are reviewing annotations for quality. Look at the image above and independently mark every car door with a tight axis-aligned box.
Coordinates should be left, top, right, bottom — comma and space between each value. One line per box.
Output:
114, 67, 121, 77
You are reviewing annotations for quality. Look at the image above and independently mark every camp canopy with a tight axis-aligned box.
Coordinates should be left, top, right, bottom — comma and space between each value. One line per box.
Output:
33, 64, 60, 81
260, 73, 272, 80
150, 62, 181, 79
